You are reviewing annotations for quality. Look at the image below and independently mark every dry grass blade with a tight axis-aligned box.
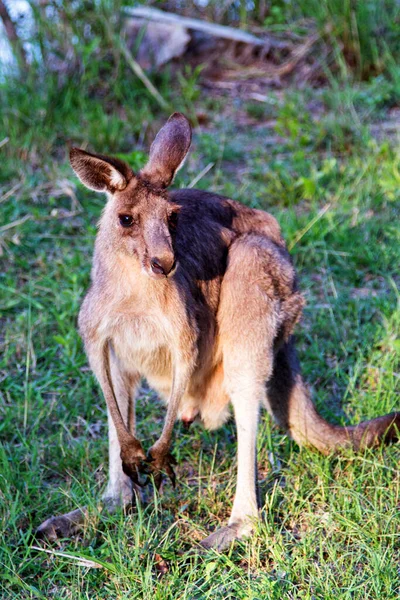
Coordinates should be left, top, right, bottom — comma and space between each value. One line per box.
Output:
31, 546, 117, 572
188, 162, 215, 188
288, 203, 331, 251
0, 215, 31, 256
0, 182, 23, 204
0, 214, 31, 232
102, 16, 168, 110
118, 39, 169, 110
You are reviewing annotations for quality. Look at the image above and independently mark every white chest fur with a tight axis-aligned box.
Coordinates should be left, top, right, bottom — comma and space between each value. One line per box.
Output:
111, 313, 172, 376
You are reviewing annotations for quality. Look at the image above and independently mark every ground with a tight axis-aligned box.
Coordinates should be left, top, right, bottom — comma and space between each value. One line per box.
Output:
1, 77, 400, 598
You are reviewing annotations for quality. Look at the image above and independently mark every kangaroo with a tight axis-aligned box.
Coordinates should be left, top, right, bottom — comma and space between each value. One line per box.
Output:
36, 113, 399, 550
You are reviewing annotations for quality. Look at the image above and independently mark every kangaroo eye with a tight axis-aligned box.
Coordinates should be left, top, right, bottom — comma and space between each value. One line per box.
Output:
119, 214, 134, 228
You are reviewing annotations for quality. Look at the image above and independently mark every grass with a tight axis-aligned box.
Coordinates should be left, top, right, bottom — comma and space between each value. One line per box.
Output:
1, 82, 400, 597
1, 1, 400, 597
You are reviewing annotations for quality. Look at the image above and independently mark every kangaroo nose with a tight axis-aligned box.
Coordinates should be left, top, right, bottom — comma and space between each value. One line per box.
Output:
150, 257, 175, 276
150, 258, 165, 276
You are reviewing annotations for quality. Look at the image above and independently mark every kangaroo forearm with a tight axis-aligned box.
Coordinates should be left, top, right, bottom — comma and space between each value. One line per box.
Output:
152, 373, 190, 452
87, 339, 139, 447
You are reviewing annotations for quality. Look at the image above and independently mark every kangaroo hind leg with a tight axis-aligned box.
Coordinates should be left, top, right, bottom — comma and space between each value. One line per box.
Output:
201, 235, 279, 550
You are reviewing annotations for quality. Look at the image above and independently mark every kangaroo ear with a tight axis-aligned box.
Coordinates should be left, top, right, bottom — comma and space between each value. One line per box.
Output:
141, 113, 192, 188
69, 148, 133, 193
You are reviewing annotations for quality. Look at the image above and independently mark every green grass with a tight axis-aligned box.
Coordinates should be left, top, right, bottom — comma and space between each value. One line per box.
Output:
1, 81, 400, 598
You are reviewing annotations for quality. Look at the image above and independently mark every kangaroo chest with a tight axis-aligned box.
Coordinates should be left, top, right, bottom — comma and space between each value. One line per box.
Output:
110, 310, 173, 380
99, 273, 189, 399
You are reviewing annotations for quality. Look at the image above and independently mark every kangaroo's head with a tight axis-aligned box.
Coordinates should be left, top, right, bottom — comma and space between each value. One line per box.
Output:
70, 113, 192, 279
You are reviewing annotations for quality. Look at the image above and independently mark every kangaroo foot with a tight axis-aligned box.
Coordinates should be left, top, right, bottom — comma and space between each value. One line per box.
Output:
35, 484, 142, 543
35, 507, 88, 543
200, 520, 255, 551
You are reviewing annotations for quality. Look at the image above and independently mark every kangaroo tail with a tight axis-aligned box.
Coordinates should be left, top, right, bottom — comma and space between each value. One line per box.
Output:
286, 373, 399, 454
267, 341, 400, 455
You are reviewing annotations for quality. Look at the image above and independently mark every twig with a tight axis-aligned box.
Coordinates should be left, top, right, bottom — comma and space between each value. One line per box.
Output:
223, 32, 320, 80
247, 93, 278, 104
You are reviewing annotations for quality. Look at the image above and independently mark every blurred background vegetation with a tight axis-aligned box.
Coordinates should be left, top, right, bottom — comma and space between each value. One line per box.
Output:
1, 0, 400, 175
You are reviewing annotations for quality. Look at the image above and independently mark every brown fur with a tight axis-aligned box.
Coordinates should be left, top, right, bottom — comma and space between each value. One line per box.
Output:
36, 113, 399, 550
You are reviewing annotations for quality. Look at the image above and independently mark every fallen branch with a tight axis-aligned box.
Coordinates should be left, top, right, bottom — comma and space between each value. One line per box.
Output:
122, 6, 264, 46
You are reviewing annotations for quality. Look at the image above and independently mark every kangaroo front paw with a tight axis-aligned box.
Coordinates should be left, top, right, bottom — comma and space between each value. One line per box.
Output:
146, 446, 177, 490
35, 508, 87, 542
120, 440, 147, 486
